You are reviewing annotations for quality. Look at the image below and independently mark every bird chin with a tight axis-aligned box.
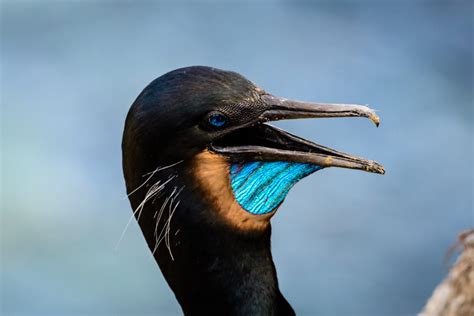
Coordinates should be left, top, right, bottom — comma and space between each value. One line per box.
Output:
208, 123, 384, 215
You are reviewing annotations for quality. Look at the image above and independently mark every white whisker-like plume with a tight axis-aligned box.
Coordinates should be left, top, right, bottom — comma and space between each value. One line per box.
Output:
153, 185, 185, 260
115, 160, 183, 250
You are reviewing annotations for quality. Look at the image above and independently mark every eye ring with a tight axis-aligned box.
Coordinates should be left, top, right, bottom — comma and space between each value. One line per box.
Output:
208, 112, 228, 128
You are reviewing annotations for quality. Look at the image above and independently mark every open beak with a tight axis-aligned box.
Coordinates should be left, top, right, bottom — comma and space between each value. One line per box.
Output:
210, 94, 385, 175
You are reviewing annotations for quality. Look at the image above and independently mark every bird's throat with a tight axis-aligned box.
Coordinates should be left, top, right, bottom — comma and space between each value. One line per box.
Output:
157, 222, 294, 315
192, 151, 322, 229
230, 161, 322, 215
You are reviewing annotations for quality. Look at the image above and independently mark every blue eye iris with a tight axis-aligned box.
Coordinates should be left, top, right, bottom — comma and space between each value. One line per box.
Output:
208, 113, 227, 127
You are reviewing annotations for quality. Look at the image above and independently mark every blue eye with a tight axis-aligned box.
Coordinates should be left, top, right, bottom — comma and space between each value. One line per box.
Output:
208, 113, 227, 127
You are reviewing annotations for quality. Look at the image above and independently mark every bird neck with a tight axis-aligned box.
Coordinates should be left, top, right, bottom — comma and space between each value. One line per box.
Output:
124, 158, 294, 315
153, 216, 294, 316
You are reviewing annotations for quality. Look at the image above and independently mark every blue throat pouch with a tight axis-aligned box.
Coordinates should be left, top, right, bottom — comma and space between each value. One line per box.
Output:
230, 161, 322, 215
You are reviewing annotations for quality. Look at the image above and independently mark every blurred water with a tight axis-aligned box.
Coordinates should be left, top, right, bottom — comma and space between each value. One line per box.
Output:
1, 1, 472, 315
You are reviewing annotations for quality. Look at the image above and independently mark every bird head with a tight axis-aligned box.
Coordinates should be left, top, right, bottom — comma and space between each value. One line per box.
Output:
122, 66, 384, 235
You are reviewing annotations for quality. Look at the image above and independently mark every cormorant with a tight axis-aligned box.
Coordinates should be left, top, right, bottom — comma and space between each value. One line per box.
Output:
122, 66, 384, 316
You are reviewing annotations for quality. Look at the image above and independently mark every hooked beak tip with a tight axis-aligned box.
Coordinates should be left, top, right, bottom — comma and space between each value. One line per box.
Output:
369, 112, 380, 127
370, 162, 385, 175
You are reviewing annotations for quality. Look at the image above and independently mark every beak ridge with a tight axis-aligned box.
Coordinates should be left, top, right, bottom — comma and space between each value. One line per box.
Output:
260, 94, 380, 127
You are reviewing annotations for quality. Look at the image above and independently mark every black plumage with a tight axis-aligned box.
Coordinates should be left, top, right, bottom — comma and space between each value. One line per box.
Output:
122, 66, 383, 315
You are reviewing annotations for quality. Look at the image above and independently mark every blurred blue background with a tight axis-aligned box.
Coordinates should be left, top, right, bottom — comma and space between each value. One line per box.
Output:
1, 1, 472, 315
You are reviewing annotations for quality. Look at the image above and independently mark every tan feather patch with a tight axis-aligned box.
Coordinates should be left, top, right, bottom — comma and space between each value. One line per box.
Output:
192, 150, 274, 232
